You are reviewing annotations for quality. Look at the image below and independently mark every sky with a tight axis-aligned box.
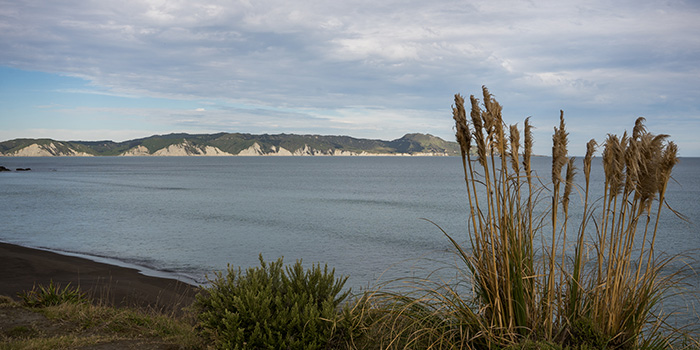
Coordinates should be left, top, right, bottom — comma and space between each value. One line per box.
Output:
1, 0, 699, 156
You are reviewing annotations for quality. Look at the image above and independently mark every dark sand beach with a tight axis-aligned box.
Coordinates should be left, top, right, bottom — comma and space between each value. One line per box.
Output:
0, 242, 199, 312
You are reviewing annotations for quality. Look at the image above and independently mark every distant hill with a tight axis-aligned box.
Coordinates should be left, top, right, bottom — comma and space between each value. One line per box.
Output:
0, 133, 460, 157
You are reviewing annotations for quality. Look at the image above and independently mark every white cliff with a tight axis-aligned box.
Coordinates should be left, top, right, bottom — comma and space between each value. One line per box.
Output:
121, 145, 151, 156
237, 142, 265, 156
120, 141, 232, 156
5, 143, 93, 157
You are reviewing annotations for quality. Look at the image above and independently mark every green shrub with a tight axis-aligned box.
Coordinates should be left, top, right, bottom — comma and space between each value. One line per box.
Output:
193, 254, 350, 350
18, 280, 86, 307
503, 340, 563, 350
565, 317, 607, 349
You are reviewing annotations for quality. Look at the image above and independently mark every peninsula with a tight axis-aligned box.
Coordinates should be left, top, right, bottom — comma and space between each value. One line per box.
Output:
0, 132, 459, 157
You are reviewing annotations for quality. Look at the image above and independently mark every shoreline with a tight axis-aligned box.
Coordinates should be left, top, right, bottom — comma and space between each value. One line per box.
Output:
0, 242, 199, 312
17, 243, 205, 286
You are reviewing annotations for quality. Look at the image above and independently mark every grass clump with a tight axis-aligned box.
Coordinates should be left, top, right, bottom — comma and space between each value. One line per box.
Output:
193, 254, 351, 350
18, 280, 86, 308
346, 86, 693, 349
1, 293, 200, 350
43, 302, 201, 346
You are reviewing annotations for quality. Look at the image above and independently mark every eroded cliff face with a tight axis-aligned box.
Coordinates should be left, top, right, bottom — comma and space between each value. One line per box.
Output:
234, 142, 450, 156
120, 142, 233, 156
237, 143, 364, 156
1, 134, 457, 157
4, 143, 93, 157
237, 142, 265, 156
120, 145, 151, 156
150, 142, 232, 156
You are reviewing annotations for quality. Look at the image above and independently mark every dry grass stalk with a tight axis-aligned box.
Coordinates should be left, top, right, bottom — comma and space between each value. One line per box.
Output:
351, 88, 685, 349
523, 117, 533, 182
452, 90, 681, 347
509, 124, 520, 175
568, 139, 597, 320
470, 95, 487, 168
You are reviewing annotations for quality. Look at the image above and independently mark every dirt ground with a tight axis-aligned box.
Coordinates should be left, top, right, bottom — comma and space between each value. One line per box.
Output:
0, 242, 200, 349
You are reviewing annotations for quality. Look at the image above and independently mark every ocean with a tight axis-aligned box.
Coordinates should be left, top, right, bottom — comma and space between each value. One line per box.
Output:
1, 156, 698, 322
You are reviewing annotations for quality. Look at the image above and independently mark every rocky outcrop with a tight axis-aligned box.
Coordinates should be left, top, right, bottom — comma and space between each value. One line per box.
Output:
332, 149, 365, 156
120, 142, 232, 156
4, 143, 93, 157
268, 145, 293, 156
152, 142, 232, 156
120, 145, 151, 156
290, 144, 308, 156
237, 142, 265, 156
237, 143, 366, 156
199, 146, 233, 156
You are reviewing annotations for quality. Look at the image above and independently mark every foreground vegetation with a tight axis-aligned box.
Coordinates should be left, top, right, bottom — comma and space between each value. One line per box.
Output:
2, 87, 697, 349
0, 293, 200, 349
193, 255, 351, 349
344, 87, 696, 349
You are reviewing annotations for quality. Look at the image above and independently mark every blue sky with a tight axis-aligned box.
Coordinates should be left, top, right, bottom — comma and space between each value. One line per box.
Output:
1, 0, 699, 156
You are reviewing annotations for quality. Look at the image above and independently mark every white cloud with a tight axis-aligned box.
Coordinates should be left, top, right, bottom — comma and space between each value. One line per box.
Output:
0, 128, 156, 143
1, 0, 699, 154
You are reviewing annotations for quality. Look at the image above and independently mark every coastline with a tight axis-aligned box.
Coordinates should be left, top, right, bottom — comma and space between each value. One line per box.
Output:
22, 245, 205, 286
0, 242, 199, 312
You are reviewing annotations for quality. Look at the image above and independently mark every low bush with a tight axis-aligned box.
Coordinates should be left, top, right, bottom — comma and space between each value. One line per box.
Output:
193, 254, 351, 349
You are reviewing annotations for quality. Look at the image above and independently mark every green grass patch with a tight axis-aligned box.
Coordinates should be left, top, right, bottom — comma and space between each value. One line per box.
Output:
18, 280, 86, 308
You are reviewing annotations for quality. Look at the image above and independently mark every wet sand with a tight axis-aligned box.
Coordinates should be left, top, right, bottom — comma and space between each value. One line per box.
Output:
0, 242, 199, 312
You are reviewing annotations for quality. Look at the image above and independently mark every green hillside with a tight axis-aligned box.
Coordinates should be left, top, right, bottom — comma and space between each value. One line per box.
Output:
0, 132, 459, 156
0, 139, 98, 156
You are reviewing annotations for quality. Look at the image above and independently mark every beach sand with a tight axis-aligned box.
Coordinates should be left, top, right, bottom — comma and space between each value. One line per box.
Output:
0, 242, 199, 312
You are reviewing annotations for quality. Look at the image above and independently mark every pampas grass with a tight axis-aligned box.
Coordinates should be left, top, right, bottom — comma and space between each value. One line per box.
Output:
348, 86, 692, 349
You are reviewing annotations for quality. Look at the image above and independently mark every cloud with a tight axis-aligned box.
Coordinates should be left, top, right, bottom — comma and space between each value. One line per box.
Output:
1, 0, 699, 154
0, 128, 155, 143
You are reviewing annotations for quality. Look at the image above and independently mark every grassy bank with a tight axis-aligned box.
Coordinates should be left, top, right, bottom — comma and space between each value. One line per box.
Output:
0, 294, 200, 349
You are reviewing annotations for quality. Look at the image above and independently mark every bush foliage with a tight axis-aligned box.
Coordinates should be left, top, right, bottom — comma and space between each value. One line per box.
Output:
193, 254, 350, 350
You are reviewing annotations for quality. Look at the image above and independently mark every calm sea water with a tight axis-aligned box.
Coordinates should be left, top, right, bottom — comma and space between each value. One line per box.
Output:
1, 156, 698, 322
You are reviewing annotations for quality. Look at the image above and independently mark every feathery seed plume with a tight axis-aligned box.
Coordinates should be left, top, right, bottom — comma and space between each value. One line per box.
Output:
492, 99, 506, 157
563, 157, 577, 214
624, 134, 641, 195
584, 139, 597, 182
509, 124, 520, 174
603, 134, 624, 196
453, 94, 470, 156
633, 117, 647, 140
470, 95, 487, 166
552, 111, 569, 186
637, 133, 669, 208
660, 141, 679, 190
481, 86, 496, 138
